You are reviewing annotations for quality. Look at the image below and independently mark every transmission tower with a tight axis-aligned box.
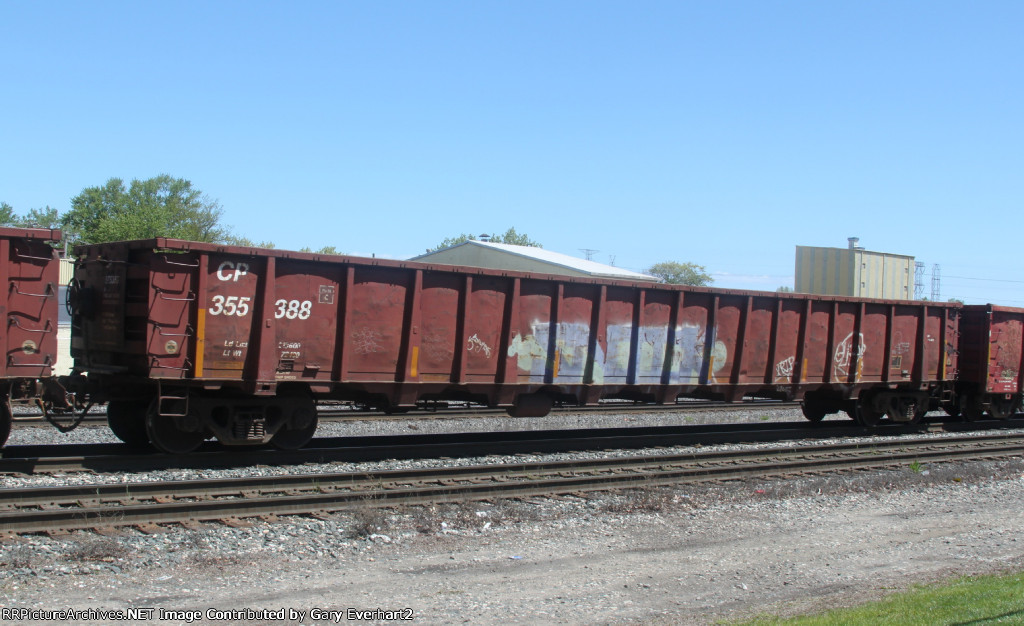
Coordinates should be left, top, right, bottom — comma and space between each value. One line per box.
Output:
931, 264, 941, 301
914, 262, 925, 300
579, 248, 599, 261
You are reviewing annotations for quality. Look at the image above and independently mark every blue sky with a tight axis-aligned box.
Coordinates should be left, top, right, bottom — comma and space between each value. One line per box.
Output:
2, 2, 1021, 304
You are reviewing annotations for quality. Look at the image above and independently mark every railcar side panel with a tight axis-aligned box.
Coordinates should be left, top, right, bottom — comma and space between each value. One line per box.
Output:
739, 298, 773, 384
201, 253, 260, 381
960, 305, 1024, 394
636, 289, 672, 385
988, 308, 1024, 393
770, 300, 803, 384
347, 267, 409, 379
601, 287, 636, 385
0, 229, 61, 379
272, 259, 344, 384
147, 252, 197, 379
416, 271, 460, 381
465, 276, 507, 382
828, 303, 859, 384
858, 304, 888, 383
553, 283, 596, 384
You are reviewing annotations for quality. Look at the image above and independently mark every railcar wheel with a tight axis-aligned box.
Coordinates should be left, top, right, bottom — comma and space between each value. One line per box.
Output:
0, 401, 11, 448
987, 397, 1018, 420
801, 402, 827, 423
106, 400, 151, 446
880, 395, 925, 425
855, 401, 885, 427
507, 394, 553, 418
145, 401, 206, 454
961, 395, 984, 422
271, 401, 319, 450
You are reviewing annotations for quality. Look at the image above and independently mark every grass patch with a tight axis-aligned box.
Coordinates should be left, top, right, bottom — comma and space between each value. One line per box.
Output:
736, 570, 1024, 625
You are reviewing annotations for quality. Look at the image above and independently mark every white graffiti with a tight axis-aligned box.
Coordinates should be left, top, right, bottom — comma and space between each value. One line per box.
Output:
507, 330, 549, 379
504, 320, 730, 385
834, 332, 866, 379
421, 333, 450, 362
669, 324, 728, 384
352, 328, 383, 355
507, 321, 602, 383
774, 356, 795, 383
466, 334, 493, 358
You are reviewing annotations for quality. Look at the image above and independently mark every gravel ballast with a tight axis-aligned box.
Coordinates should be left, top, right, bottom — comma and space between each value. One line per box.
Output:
2, 409, 1023, 624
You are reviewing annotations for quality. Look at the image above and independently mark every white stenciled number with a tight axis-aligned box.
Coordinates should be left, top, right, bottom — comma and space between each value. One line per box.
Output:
209, 295, 252, 317
274, 299, 312, 320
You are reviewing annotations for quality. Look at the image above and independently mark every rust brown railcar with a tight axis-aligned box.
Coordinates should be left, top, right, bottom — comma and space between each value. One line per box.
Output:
956, 304, 1024, 420
0, 227, 64, 446
70, 239, 961, 453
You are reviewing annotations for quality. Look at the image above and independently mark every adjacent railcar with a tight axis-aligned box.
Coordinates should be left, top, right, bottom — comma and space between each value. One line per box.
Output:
956, 304, 1024, 419
70, 238, 960, 453
0, 227, 64, 446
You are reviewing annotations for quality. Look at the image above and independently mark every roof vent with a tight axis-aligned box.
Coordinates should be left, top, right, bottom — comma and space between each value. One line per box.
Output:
848, 237, 863, 250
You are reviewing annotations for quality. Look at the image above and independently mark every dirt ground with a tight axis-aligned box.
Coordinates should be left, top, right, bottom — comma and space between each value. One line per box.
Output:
3, 459, 1023, 625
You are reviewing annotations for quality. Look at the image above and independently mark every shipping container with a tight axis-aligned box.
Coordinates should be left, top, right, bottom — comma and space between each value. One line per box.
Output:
957, 304, 1024, 419
71, 239, 960, 452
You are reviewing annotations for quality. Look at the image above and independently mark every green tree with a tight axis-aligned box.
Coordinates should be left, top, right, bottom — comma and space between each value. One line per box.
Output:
299, 245, 341, 254
646, 261, 714, 286
225, 235, 276, 249
491, 227, 541, 247
430, 227, 542, 252
63, 175, 228, 244
13, 206, 61, 229
0, 202, 15, 225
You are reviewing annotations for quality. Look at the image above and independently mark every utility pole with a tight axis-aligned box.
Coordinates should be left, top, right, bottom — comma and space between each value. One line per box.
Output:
914, 262, 925, 300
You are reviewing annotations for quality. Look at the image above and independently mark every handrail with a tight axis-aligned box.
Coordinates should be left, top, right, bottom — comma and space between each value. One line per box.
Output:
9, 282, 55, 299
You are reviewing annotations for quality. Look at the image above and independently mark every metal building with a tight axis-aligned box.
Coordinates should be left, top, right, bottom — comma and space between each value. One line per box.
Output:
411, 241, 659, 282
795, 238, 914, 300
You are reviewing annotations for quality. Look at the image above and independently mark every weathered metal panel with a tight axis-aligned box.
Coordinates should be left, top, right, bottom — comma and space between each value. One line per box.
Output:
196, 253, 259, 380
466, 276, 507, 382
553, 284, 596, 384
347, 266, 409, 379
273, 258, 345, 383
417, 272, 460, 381
0, 228, 62, 378
960, 305, 1024, 394
146, 252, 197, 379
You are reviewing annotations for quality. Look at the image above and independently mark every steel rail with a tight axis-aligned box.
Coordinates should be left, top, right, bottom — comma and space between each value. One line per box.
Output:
11, 399, 802, 427
6, 417, 1022, 475
1, 433, 1022, 534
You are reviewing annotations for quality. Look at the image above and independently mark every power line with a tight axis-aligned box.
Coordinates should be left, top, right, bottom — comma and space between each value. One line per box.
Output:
944, 275, 1024, 284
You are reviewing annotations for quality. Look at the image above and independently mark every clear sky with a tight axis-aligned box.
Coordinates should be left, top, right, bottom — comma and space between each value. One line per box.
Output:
2, 2, 1021, 304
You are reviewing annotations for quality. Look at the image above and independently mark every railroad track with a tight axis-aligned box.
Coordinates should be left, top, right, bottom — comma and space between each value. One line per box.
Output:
1, 433, 1022, 535
11, 399, 801, 427
5, 417, 1023, 475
